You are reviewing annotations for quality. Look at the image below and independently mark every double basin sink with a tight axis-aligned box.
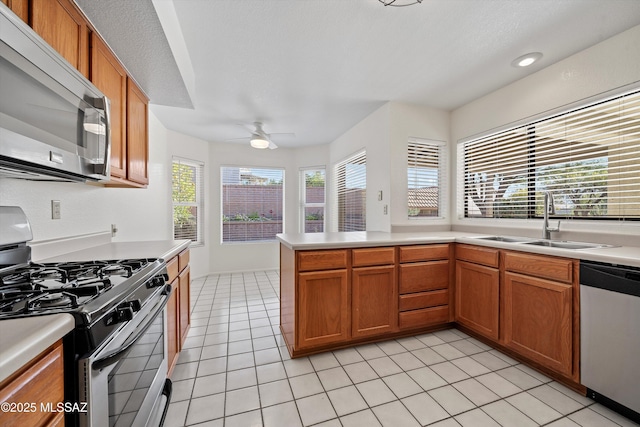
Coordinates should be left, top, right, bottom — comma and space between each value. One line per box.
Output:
473, 235, 615, 250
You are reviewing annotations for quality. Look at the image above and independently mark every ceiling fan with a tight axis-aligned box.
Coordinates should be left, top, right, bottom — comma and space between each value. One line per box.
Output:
227, 122, 294, 150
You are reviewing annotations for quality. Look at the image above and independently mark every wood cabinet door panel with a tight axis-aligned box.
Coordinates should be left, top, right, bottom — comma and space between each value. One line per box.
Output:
352, 266, 397, 338
2, 0, 28, 23
178, 266, 190, 347
399, 289, 449, 311
167, 279, 179, 376
298, 250, 348, 272
399, 261, 449, 294
126, 78, 149, 185
455, 261, 499, 340
90, 33, 127, 180
399, 244, 449, 263
298, 270, 349, 348
504, 251, 574, 284
352, 247, 395, 267
32, 0, 88, 76
503, 272, 573, 376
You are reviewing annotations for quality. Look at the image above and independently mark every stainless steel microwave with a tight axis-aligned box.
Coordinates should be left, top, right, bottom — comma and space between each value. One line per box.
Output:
0, 5, 111, 182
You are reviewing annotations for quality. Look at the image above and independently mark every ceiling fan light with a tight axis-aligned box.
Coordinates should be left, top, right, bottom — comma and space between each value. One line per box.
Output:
250, 136, 270, 149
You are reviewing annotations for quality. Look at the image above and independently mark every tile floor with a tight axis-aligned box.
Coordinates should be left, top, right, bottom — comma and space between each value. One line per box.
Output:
164, 271, 639, 427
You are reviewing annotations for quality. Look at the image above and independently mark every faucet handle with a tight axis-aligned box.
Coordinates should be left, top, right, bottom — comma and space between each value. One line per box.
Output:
549, 220, 561, 232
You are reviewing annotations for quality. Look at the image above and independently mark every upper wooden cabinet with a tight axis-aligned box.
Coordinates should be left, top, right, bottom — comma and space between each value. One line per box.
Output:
31, 0, 89, 77
90, 33, 127, 180
1, 0, 28, 23
125, 78, 149, 186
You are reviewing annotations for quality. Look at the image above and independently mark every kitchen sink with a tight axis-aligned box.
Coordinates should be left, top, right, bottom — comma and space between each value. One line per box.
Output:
523, 240, 615, 250
473, 236, 537, 243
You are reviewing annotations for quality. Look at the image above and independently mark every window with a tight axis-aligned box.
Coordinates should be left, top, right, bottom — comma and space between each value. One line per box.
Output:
221, 167, 284, 242
172, 157, 204, 244
460, 89, 640, 220
334, 151, 366, 231
300, 168, 325, 233
408, 137, 446, 218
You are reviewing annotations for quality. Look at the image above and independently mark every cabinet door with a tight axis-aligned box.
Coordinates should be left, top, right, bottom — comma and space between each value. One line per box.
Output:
178, 266, 191, 347
167, 278, 179, 376
126, 78, 149, 185
298, 270, 349, 349
399, 261, 449, 294
503, 272, 573, 376
32, 0, 88, 77
2, 0, 28, 23
352, 266, 397, 338
90, 33, 127, 180
455, 260, 499, 340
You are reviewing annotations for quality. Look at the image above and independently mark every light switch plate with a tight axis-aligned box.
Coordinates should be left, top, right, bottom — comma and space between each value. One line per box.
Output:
51, 200, 61, 219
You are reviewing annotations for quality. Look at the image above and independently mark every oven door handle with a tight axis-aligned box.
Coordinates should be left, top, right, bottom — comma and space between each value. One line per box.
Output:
92, 284, 171, 371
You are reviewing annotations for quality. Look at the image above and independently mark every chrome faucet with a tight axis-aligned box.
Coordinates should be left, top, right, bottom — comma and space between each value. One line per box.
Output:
543, 191, 560, 239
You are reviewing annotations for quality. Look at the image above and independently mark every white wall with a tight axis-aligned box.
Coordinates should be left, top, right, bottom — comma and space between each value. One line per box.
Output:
450, 24, 640, 242
206, 141, 330, 273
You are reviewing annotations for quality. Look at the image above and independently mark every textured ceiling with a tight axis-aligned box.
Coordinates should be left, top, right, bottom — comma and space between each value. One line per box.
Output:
75, 0, 640, 148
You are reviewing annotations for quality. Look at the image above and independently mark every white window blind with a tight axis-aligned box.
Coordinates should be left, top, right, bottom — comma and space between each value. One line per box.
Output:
221, 167, 284, 242
461, 89, 640, 220
300, 168, 325, 233
334, 151, 366, 231
172, 157, 204, 244
408, 137, 446, 218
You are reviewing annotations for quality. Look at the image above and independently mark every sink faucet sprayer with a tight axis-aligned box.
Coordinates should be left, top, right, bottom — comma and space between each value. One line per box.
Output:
543, 191, 560, 239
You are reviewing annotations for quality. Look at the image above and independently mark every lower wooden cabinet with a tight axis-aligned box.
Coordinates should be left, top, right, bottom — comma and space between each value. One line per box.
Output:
502, 271, 574, 377
298, 269, 349, 349
352, 265, 397, 338
165, 249, 190, 376
0, 340, 65, 427
455, 260, 499, 340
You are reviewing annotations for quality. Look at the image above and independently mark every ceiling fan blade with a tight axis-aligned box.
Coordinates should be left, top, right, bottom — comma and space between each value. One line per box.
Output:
268, 132, 296, 138
268, 140, 278, 150
224, 137, 250, 142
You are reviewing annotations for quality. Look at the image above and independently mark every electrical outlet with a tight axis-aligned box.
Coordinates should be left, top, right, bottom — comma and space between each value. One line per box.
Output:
383, 204, 388, 215
51, 200, 61, 219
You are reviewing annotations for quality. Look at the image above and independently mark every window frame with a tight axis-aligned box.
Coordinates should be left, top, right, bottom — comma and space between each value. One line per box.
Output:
458, 87, 640, 222
220, 165, 285, 243
172, 156, 205, 246
299, 167, 326, 233
407, 137, 447, 220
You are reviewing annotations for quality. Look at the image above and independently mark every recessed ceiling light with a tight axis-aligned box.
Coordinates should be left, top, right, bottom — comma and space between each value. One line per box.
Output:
511, 52, 543, 68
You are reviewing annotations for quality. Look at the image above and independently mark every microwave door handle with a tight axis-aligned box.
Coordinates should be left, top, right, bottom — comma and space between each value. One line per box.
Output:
92, 287, 169, 371
92, 95, 111, 176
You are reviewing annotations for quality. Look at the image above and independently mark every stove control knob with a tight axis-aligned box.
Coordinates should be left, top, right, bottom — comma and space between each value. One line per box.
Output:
128, 299, 142, 312
115, 305, 134, 322
148, 276, 167, 288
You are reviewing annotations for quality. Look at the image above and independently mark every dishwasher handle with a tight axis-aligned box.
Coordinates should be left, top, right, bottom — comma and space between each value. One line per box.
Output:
580, 261, 640, 297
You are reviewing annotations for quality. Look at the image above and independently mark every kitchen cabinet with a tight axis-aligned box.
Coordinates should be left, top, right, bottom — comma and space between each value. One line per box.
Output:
89, 33, 127, 181
166, 249, 191, 375
0, 340, 65, 427
351, 248, 397, 338
398, 244, 451, 331
31, 0, 88, 77
455, 244, 500, 340
502, 251, 577, 379
1, 0, 28, 23
125, 78, 149, 186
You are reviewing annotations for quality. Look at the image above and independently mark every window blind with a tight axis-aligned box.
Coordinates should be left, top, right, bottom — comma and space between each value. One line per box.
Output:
172, 157, 204, 244
461, 89, 640, 220
221, 167, 284, 242
408, 137, 446, 218
334, 151, 366, 231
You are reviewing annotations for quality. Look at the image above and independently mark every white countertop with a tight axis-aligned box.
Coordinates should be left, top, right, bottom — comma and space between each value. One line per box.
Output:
277, 231, 640, 268
41, 239, 191, 263
0, 314, 75, 383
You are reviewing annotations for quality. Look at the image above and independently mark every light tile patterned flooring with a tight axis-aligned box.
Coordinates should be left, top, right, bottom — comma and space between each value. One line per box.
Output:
164, 271, 639, 427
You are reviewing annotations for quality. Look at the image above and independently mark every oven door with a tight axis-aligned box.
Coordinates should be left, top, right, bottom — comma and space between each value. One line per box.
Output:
79, 285, 171, 427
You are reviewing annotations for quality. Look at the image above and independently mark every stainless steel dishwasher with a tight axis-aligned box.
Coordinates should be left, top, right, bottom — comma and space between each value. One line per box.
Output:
580, 261, 640, 423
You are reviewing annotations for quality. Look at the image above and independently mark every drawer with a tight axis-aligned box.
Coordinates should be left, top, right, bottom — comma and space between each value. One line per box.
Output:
178, 249, 190, 271
504, 251, 574, 283
298, 250, 348, 272
167, 256, 179, 282
399, 305, 449, 329
456, 244, 499, 268
399, 244, 449, 263
399, 261, 449, 293
352, 247, 395, 267
399, 289, 449, 311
